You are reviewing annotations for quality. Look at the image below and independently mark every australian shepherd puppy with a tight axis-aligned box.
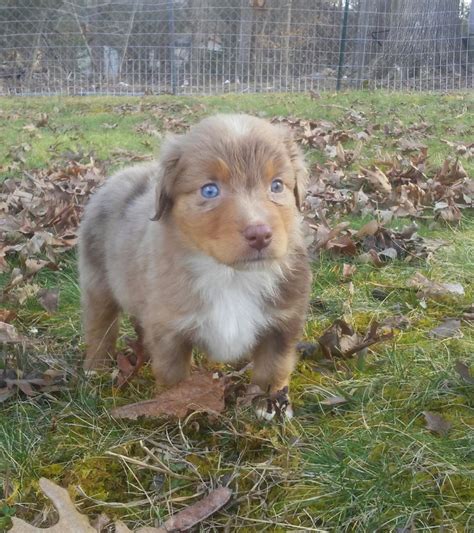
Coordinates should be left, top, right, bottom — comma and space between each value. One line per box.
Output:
79, 114, 311, 417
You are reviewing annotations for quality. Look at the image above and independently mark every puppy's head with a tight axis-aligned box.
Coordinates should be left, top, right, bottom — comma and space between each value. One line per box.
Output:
153, 114, 308, 268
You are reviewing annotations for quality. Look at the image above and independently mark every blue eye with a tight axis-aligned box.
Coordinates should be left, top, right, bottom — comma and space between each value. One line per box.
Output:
201, 183, 220, 199
270, 179, 284, 193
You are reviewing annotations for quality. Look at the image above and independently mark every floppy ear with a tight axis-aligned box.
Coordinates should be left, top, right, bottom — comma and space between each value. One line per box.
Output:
152, 135, 183, 221
284, 130, 308, 211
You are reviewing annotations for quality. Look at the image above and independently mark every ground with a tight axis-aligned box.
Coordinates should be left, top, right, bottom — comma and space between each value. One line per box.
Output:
0, 92, 473, 532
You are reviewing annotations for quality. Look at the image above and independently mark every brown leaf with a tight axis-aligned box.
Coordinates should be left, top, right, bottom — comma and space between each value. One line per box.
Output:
25, 258, 50, 277
398, 138, 427, 153
0, 322, 24, 343
435, 158, 468, 185
434, 199, 462, 223
355, 220, 379, 238
8, 478, 178, 533
342, 263, 357, 279
38, 288, 60, 313
0, 309, 16, 323
0, 388, 16, 403
428, 319, 462, 339
111, 372, 226, 419
360, 167, 392, 194
161, 486, 231, 531
10, 477, 96, 532
320, 395, 349, 406
409, 273, 464, 301
454, 361, 474, 384
10, 379, 37, 397
423, 411, 451, 436
318, 319, 393, 359
358, 249, 384, 267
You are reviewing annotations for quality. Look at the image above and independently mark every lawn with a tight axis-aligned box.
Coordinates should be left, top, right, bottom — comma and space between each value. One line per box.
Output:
0, 92, 473, 532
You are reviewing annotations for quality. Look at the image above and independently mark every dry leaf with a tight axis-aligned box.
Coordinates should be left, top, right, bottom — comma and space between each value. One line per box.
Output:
0, 322, 24, 343
111, 371, 226, 419
38, 288, 60, 313
0, 368, 67, 402
0, 309, 16, 323
161, 486, 231, 531
454, 361, 474, 384
10, 477, 96, 532
10, 478, 231, 533
355, 219, 379, 238
342, 263, 357, 278
360, 167, 392, 194
423, 411, 451, 436
318, 319, 393, 359
25, 258, 50, 277
320, 395, 349, 406
409, 273, 464, 301
428, 319, 462, 339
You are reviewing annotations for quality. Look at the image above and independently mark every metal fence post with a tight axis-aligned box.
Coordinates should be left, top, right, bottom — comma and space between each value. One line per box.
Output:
167, 0, 177, 95
336, 0, 350, 91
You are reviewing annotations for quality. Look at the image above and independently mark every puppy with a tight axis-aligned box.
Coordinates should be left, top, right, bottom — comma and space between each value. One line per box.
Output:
79, 114, 311, 415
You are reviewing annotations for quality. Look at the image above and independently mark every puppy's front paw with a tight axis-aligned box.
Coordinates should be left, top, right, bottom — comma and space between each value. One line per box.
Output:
253, 386, 294, 422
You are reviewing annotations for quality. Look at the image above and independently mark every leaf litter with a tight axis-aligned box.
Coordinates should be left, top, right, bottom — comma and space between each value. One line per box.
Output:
10, 477, 231, 533
1, 106, 472, 529
0, 367, 67, 403
423, 411, 452, 437
111, 371, 226, 419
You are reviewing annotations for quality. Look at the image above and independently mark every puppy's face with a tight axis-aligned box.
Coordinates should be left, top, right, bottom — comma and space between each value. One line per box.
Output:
154, 115, 307, 268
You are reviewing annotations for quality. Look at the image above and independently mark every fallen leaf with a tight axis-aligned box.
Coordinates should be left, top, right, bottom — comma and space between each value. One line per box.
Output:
320, 395, 349, 406
409, 273, 465, 301
0, 368, 67, 402
360, 167, 392, 194
462, 304, 474, 322
423, 411, 451, 436
38, 288, 60, 313
428, 319, 462, 339
0, 309, 16, 323
318, 319, 393, 359
342, 263, 357, 278
454, 361, 474, 384
10, 477, 231, 533
0, 322, 24, 343
161, 486, 231, 531
24, 258, 51, 277
10, 477, 96, 532
111, 372, 226, 419
355, 219, 379, 238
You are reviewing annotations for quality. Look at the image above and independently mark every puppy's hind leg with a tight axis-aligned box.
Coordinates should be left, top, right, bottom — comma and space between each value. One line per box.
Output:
82, 286, 120, 371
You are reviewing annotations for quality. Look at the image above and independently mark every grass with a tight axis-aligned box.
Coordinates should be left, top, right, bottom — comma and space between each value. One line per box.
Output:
1, 92, 473, 532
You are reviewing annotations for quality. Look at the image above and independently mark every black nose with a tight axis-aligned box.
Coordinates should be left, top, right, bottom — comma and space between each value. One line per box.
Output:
243, 224, 273, 251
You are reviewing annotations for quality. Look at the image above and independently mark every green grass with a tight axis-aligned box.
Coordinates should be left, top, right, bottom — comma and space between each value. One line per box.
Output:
1, 92, 473, 532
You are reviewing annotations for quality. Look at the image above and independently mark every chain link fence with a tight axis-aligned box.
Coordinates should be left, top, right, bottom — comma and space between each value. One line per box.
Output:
0, 0, 473, 96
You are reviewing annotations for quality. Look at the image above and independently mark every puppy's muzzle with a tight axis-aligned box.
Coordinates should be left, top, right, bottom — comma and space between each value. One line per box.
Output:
243, 224, 273, 251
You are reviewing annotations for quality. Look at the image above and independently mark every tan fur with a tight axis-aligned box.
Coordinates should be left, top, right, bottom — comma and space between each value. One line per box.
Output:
79, 114, 311, 397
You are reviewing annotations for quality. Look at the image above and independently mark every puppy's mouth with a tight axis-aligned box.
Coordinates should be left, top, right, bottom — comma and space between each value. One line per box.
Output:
230, 251, 278, 270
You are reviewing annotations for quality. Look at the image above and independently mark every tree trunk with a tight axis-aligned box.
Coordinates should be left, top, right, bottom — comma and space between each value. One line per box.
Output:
373, 0, 462, 82
237, 0, 253, 83
468, 1, 474, 65
352, 0, 391, 86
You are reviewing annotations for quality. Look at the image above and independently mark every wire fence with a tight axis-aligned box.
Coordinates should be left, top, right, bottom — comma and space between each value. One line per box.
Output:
0, 0, 473, 96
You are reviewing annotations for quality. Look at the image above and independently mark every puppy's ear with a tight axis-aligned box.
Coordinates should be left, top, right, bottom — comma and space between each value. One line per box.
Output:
284, 130, 308, 211
152, 136, 182, 221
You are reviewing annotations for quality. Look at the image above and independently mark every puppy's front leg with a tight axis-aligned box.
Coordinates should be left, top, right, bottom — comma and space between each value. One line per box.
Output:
251, 332, 297, 392
250, 330, 299, 419
144, 327, 193, 387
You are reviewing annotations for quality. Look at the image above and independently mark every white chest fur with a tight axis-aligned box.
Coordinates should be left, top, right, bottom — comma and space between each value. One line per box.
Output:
176, 256, 282, 362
